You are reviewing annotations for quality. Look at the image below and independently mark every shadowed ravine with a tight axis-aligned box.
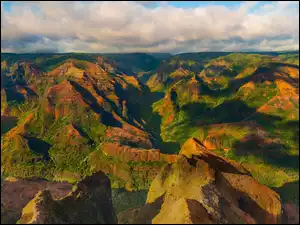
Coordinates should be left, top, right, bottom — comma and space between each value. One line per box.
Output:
1, 51, 299, 224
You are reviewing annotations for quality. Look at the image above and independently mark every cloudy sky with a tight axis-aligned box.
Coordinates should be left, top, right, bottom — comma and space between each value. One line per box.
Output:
1, 1, 299, 54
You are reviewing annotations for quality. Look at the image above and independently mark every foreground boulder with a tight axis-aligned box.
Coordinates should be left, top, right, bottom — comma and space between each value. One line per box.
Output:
118, 138, 282, 224
1, 177, 72, 224
17, 171, 117, 224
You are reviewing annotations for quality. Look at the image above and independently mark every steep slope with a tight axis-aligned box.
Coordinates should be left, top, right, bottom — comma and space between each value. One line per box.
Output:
1, 61, 41, 116
47, 60, 86, 78
1, 177, 72, 224
46, 57, 117, 78
198, 53, 276, 89
146, 52, 231, 91
1, 55, 173, 191
4, 61, 43, 86
149, 53, 299, 207
1, 110, 55, 176
118, 138, 282, 224
1, 86, 38, 116
152, 55, 299, 151
1, 52, 299, 216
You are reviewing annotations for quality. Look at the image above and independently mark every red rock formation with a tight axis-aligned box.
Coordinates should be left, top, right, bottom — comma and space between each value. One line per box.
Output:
160, 153, 180, 163
103, 142, 161, 162
102, 142, 179, 164
17, 172, 117, 224
46, 80, 88, 119
106, 125, 154, 149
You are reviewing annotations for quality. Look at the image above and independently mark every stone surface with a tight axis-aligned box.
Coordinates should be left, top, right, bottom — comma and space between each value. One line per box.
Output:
118, 138, 282, 224
1, 177, 72, 224
17, 171, 117, 224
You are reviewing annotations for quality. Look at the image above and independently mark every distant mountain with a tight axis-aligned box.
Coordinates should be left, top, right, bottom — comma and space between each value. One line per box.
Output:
147, 53, 172, 60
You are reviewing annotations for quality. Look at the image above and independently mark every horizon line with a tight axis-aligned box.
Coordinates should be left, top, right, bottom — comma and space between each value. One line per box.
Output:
1, 50, 299, 55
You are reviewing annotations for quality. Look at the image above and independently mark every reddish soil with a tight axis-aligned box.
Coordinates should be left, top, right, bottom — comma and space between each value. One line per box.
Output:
103, 142, 179, 163
46, 80, 88, 119
106, 125, 153, 149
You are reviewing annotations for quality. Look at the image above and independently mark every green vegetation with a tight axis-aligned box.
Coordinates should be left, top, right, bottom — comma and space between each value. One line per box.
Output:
148, 52, 299, 206
1, 51, 299, 207
112, 188, 147, 214
279, 53, 299, 65
236, 82, 279, 108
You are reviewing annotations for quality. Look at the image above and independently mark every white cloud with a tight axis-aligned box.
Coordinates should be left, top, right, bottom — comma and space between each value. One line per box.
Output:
1, 1, 299, 53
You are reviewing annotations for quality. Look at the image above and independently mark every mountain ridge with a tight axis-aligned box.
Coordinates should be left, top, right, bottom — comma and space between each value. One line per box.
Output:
1, 51, 299, 224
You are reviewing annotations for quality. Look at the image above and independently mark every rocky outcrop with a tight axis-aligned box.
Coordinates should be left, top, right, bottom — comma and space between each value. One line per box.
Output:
1, 177, 72, 224
103, 142, 161, 162
105, 125, 154, 149
118, 138, 282, 224
47, 60, 85, 77
1, 85, 38, 116
17, 171, 117, 224
103, 142, 179, 163
46, 80, 88, 119
1, 138, 287, 224
96, 56, 116, 73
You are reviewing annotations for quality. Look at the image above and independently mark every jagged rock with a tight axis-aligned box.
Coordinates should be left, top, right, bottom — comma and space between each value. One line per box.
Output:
96, 56, 116, 73
17, 171, 117, 224
179, 137, 208, 158
17, 190, 65, 224
105, 125, 154, 149
1, 177, 72, 224
118, 138, 282, 224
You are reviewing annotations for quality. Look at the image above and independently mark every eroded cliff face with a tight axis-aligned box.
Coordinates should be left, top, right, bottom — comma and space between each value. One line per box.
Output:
118, 138, 283, 224
2, 150, 296, 224
17, 171, 117, 224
